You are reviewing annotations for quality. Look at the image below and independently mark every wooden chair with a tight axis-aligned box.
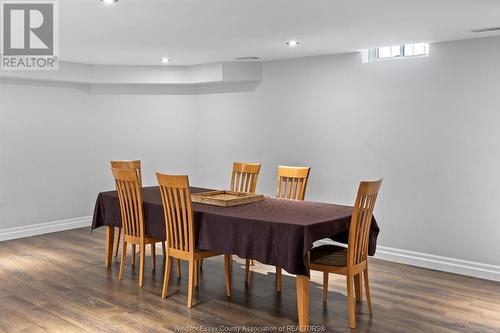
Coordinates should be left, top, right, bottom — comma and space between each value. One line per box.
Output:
228, 162, 262, 281
110, 160, 167, 265
156, 172, 232, 308
200, 161, 262, 273
310, 179, 382, 328
230, 162, 261, 193
110, 160, 142, 259
111, 167, 163, 287
272, 165, 311, 291
275, 165, 311, 201
200, 161, 262, 272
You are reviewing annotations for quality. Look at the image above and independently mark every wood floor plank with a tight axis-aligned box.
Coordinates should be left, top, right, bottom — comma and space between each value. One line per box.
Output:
0, 294, 83, 333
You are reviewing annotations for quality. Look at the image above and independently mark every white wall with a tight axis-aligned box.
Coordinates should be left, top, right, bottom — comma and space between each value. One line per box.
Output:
88, 94, 198, 194
0, 83, 199, 230
195, 36, 500, 267
0, 81, 91, 229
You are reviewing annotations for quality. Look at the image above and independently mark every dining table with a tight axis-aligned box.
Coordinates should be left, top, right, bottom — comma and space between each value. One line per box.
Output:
91, 186, 379, 331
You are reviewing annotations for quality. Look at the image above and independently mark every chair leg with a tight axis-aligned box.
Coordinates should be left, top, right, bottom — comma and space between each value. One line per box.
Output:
139, 242, 145, 287
275, 267, 282, 292
354, 274, 363, 303
194, 260, 199, 287
151, 243, 156, 272
224, 254, 232, 297
346, 274, 356, 329
250, 259, 255, 266
113, 227, 121, 257
364, 268, 373, 316
131, 244, 136, 266
199, 258, 204, 271
119, 241, 127, 280
176, 259, 182, 279
162, 255, 172, 298
162, 242, 166, 257
187, 259, 195, 308
323, 272, 329, 303
245, 259, 251, 284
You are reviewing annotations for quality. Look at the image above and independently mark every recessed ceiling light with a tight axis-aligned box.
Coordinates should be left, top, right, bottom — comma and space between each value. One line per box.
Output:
160, 57, 171, 63
286, 40, 299, 47
101, 0, 118, 4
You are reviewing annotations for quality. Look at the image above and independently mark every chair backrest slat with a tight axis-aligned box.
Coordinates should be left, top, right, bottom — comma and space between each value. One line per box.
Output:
230, 162, 261, 193
347, 179, 383, 267
157, 173, 195, 254
111, 167, 144, 238
275, 166, 311, 201
162, 187, 175, 249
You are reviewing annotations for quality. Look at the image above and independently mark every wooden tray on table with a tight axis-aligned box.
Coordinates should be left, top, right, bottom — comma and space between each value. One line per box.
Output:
191, 190, 264, 207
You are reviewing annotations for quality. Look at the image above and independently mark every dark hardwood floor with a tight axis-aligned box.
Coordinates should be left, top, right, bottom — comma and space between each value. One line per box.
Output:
0, 227, 499, 332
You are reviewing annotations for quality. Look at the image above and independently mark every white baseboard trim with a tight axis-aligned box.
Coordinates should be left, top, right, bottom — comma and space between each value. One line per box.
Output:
316, 239, 500, 282
0, 216, 92, 242
374, 246, 500, 282
2, 220, 500, 282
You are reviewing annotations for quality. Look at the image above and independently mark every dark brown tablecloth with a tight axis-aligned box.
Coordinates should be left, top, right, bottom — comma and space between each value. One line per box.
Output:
91, 186, 379, 276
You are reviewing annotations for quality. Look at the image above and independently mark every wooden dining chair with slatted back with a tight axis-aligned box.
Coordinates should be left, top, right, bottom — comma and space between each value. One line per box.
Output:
110, 161, 141, 259
276, 165, 311, 292
112, 167, 164, 287
229, 162, 262, 281
156, 172, 232, 308
272, 165, 311, 292
275, 165, 311, 200
110, 160, 167, 267
199, 161, 262, 274
310, 179, 382, 329
230, 162, 261, 193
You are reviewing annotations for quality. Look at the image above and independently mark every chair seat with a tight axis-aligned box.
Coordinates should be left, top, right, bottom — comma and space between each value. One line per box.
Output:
124, 234, 162, 245
310, 244, 348, 267
194, 248, 223, 259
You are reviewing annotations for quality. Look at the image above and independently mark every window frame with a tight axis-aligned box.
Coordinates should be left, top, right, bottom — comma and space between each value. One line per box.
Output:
362, 43, 430, 63
376, 45, 402, 60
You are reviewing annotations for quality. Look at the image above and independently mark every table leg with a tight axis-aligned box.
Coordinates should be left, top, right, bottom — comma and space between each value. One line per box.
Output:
105, 226, 115, 268
296, 275, 309, 332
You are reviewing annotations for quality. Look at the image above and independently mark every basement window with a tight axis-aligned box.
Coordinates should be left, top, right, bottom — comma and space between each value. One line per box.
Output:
403, 43, 429, 57
361, 43, 429, 63
378, 45, 401, 59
